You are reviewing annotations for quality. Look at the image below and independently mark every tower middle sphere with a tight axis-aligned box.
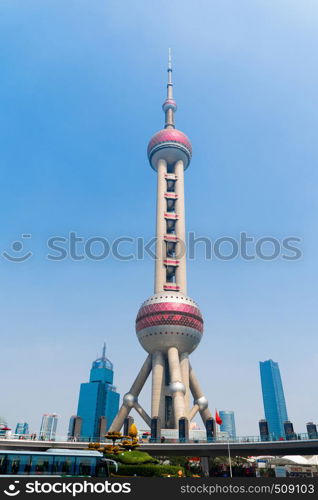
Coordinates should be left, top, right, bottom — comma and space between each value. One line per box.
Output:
147, 128, 192, 170
136, 292, 203, 354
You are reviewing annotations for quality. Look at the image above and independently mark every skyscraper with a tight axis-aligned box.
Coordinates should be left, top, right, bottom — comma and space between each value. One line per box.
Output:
0, 417, 10, 437
76, 344, 120, 440
0, 416, 7, 428
220, 411, 236, 438
15, 421, 29, 436
259, 359, 288, 439
39, 413, 58, 440
284, 420, 296, 440
259, 419, 270, 441
110, 52, 212, 433
306, 422, 318, 440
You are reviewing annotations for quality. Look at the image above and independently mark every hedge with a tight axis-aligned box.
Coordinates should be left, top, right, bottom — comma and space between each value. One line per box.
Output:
106, 451, 158, 465
112, 464, 185, 477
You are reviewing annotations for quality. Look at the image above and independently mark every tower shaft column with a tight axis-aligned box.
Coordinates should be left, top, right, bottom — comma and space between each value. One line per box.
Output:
167, 346, 186, 427
151, 351, 165, 422
155, 158, 167, 293
175, 160, 187, 294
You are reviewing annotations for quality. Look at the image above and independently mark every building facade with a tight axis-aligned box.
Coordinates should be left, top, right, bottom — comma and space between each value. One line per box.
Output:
39, 413, 58, 440
76, 344, 120, 440
15, 421, 29, 436
219, 411, 236, 438
259, 359, 288, 439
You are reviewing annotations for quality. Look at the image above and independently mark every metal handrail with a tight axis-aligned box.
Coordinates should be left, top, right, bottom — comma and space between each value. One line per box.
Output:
0, 432, 316, 444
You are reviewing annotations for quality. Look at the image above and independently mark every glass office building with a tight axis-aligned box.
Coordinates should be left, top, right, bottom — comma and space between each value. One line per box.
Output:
219, 411, 236, 438
15, 421, 29, 436
306, 422, 318, 440
259, 359, 288, 439
39, 414, 58, 440
76, 344, 120, 440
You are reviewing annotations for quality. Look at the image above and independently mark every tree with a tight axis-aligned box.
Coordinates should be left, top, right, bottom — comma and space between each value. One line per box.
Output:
128, 424, 138, 439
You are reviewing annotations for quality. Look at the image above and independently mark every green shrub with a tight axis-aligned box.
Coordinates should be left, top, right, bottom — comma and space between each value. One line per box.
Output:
118, 451, 158, 465
113, 464, 185, 477
106, 451, 158, 465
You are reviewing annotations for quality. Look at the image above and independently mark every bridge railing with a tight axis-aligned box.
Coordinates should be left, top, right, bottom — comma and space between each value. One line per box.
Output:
0, 432, 315, 444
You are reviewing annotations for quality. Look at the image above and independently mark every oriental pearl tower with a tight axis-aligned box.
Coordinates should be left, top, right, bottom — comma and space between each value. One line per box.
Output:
110, 51, 212, 432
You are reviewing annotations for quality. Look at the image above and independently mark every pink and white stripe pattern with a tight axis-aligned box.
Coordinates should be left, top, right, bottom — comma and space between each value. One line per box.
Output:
136, 300, 203, 333
147, 129, 192, 158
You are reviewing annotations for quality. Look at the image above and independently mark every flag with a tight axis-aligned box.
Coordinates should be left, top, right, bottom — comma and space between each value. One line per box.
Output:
215, 410, 222, 425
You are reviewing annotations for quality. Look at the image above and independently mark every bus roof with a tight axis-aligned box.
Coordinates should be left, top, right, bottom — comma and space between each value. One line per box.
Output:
0, 449, 102, 457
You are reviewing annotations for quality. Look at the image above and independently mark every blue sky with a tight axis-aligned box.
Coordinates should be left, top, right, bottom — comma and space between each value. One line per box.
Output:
0, 0, 317, 437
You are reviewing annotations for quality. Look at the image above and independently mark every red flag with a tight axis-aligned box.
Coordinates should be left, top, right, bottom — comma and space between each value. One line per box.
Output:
215, 410, 222, 425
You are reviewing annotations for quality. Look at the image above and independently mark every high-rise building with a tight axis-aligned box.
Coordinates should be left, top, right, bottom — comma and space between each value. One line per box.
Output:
0, 416, 7, 426
110, 51, 212, 433
67, 415, 82, 441
15, 421, 29, 436
219, 411, 236, 438
284, 420, 296, 440
0, 417, 10, 437
39, 413, 58, 440
76, 344, 120, 440
306, 422, 318, 439
68, 415, 76, 438
259, 359, 288, 439
259, 419, 270, 441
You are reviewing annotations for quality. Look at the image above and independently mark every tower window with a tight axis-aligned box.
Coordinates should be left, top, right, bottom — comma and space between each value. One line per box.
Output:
166, 179, 176, 192
166, 219, 176, 234
166, 198, 176, 212
166, 266, 176, 283
166, 241, 176, 258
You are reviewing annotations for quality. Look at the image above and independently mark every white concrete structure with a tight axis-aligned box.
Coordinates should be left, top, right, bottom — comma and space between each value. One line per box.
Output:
110, 52, 212, 433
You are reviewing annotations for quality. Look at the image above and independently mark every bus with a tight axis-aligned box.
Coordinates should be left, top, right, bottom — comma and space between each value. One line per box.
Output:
0, 449, 117, 477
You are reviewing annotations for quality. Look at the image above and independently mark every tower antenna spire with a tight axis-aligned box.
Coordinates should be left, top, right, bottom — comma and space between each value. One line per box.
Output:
163, 48, 176, 128
102, 342, 106, 359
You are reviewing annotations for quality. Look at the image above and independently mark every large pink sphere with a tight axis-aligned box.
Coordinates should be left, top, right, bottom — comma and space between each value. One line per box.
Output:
136, 292, 203, 354
147, 129, 192, 170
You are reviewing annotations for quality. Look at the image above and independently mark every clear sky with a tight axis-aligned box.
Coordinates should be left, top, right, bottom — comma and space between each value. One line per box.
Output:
0, 0, 317, 437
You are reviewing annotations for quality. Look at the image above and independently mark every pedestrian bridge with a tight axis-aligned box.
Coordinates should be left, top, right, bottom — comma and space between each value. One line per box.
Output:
1, 437, 318, 457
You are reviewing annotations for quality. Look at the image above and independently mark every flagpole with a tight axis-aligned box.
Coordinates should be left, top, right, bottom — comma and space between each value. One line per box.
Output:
215, 408, 218, 439
227, 440, 233, 478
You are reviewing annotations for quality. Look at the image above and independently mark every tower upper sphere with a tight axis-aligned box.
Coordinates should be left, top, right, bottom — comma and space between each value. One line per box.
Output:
147, 128, 192, 170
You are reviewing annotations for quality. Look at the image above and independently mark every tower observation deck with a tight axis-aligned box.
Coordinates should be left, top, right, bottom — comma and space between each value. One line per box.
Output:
110, 51, 213, 432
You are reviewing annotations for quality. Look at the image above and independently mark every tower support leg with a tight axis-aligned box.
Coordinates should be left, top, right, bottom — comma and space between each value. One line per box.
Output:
188, 404, 200, 421
189, 363, 212, 425
109, 406, 130, 434
109, 354, 152, 432
167, 347, 186, 427
133, 401, 151, 427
